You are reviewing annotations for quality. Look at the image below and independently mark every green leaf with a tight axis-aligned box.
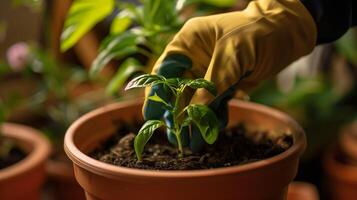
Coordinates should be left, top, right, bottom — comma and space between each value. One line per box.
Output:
125, 74, 165, 90
148, 93, 170, 107
186, 0, 236, 7
166, 78, 181, 88
0, 101, 6, 123
134, 120, 165, 160
186, 78, 217, 96
110, 10, 133, 35
61, 0, 115, 52
181, 117, 192, 127
120, 3, 144, 26
143, 0, 178, 28
90, 33, 141, 77
106, 58, 143, 96
186, 104, 219, 144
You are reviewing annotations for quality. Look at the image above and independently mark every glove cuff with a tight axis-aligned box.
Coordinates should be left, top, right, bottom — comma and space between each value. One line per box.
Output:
301, 0, 353, 44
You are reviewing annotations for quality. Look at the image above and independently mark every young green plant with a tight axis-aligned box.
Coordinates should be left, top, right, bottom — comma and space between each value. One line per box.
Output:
125, 74, 219, 160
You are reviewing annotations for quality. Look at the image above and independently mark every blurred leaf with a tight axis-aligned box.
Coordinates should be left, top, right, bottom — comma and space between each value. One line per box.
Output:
90, 32, 141, 77
0, 101, 5, 123
110, 10, 133, 35
0, 21, 6, 42
142, 0, 181, 30
119, 3, 144, 25
186, 0, 236, 7
336, 28, 357, 65
61, 0, 115, 52
106, 58, 143, 95
11, 0, 43, 11
0, 63, 11, 77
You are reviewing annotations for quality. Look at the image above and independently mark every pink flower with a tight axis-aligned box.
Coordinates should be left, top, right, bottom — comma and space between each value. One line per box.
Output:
6, 42, 30, 72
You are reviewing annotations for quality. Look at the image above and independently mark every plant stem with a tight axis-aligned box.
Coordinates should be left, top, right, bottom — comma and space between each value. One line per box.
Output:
172, 87, 184, 157
175, 130, 183, 158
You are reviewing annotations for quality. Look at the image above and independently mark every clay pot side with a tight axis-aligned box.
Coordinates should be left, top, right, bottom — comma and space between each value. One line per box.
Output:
0, 123, 51, 200
287, 181, 319, 200
65, 100, 306, 200
338, 121, 357, 165
45, 158, 86, 200
324, 148, 357, 200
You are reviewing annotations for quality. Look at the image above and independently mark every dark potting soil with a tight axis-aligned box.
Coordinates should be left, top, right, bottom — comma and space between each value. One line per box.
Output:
0, 145, 27, 170
91, 123, 293, 170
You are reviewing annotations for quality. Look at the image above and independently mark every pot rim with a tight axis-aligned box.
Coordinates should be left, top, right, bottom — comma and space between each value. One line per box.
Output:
339, 121, 357, 162
0, 123, 51, 181
64, 100, 306, 179
323, 148, 357, 182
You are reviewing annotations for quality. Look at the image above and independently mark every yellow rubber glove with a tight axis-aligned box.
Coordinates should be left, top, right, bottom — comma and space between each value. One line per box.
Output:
144, 0, 317, 151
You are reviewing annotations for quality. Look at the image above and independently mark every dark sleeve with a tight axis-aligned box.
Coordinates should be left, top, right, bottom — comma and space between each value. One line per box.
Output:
301, 0, 355, 44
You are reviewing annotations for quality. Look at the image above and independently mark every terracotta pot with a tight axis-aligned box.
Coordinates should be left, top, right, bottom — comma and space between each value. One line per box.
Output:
323, 148, 357, 200
46, 158, 86, 200
64, 100, 306, 200
0, 123, 51, 200
287, 182, 319, 200
338, 121, 357, 165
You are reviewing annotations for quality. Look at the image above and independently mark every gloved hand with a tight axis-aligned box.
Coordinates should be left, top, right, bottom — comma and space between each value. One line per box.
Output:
143, 0, 317, 151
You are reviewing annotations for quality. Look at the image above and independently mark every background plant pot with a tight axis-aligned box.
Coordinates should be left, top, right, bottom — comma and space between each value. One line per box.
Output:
338, 121, 357, 165
45, 157, 86, 200
64, 100, 306, 200
323, 148, 357, 200
287, 182, 319, 200
0, 123, 51, 200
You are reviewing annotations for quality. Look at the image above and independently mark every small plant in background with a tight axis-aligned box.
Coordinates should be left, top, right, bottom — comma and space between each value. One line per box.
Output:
125, 74, 218, 160
11, 0, 43, 11
2, 42, 109, 147
61, 0, 236, 96
0, 98, 16, 160
0, 80, 25, 161
251, 74, 357, 160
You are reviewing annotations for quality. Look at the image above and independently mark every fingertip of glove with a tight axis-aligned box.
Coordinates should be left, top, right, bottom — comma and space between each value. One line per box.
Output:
143, 100, 165, 120
158, 54, 192, 77
189, 126, 205, 153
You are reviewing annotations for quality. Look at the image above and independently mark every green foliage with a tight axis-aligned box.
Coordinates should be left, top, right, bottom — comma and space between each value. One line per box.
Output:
250, 75, 357, 160
0, 92, 23, 158
186, 104, 219, 144
125, 74, 166, 90
185, 78, 217, 96
0, 62, 11, 78
0, 100, 6, 124
134, 120, 165, 160
336, 28, 357, 65
187, 0, 236, 7
147, 93, 170, 107
126, 74, 218, 160
61, 0, 115, 51
0, 21, 6, 42
1, 46, 107, 146
110, 11, 133, 35
106, 58, 143, 95
11, 0, 43, 11
90, 33, 142, 78
61, 0, 233, 96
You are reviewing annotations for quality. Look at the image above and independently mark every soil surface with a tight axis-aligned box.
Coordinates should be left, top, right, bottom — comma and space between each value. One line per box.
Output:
91, 123, 293, 170
0, 145, 26, 169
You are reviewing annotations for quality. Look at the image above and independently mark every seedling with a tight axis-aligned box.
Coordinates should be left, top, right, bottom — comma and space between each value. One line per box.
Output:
125, 74, 219, 160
